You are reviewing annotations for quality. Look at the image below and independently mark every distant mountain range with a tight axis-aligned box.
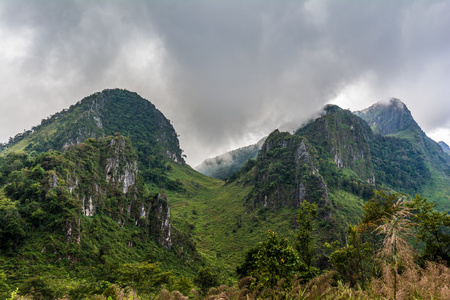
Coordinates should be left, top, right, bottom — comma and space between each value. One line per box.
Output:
195, 137, 266, 180
199, 98, 450, 183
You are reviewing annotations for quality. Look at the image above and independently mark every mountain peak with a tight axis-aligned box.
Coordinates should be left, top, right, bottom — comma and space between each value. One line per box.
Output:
2, 89, 185, 165
354, 98, 420, 136
385, 97, 407, 109
323, 104, 343, 114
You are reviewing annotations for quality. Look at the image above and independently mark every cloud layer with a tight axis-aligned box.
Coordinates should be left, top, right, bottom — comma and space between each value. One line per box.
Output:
1, 0, 449, 166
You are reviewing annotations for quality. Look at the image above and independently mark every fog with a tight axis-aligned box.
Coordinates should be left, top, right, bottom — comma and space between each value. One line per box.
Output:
1, 1, 449, 166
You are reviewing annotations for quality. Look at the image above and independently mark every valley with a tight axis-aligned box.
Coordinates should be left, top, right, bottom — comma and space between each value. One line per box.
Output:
1, 89, 450, 299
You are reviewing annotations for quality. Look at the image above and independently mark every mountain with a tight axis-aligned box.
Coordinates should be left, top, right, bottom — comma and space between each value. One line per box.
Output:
439, 141, 450, 155
297, 105, 375, 184
242, 130, 331, 216
355, 98, 450, 170
2, 89, 185, 165
195, 137, 266, 180
2, 90, 450, 298
354, 98, 421, 137
0, 90, 208, 298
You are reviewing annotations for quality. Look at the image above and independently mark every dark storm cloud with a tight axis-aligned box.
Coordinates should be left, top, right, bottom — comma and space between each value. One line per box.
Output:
1, 1, 449, 166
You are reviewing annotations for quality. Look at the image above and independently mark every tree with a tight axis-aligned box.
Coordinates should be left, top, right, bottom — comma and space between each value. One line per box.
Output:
194, 267, 220, 294
327, 225, 372, 288
295, 200, 319, 278
236, 246, 259, 279
361, 190, 400, 228
113, 262, 172, 296
252, 230, 304, 288
360, 190, 404, 273
0, 196, 26, 251
409, 195, 450, 263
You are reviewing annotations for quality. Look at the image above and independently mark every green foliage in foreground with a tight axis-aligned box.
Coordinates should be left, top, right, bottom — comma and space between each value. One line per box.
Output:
230, 192, 450, 300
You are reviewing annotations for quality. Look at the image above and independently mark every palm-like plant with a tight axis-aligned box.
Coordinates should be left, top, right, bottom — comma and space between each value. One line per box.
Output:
375, 196, 416, 300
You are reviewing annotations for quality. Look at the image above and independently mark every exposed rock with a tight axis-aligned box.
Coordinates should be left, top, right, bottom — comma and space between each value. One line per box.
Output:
58, 135, 173, 249
49, 172, 58, 188
250, 130, 331, 218
355, 98, 418, 136
150, 193, 172, 249
105, 137, 138, 194
439, 141, 450, 155
297, 105, 375, 184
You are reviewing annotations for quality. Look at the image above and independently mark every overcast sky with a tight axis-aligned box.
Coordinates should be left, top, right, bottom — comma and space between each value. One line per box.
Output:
1, 1, 449, 166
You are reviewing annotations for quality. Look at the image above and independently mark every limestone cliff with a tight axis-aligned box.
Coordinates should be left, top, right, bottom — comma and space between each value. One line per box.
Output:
49, 135, 172, 248
248, 130, 331, 218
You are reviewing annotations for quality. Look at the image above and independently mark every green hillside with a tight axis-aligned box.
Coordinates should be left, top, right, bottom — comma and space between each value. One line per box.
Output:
1, 91, 450, 299
0, 136, 203, 299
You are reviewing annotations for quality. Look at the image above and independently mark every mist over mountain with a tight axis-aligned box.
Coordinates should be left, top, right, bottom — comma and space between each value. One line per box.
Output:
195, 137, 266, 180
354, 98, 421, 136
439, 141, 450, 155
207, 98, 449, 198
355, 98, 450, 171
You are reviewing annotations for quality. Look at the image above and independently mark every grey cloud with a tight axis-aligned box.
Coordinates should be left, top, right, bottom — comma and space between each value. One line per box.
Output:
0, 1, 449, 165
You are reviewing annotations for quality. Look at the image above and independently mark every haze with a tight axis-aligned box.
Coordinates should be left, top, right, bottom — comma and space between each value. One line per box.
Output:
1, 1, 449, 166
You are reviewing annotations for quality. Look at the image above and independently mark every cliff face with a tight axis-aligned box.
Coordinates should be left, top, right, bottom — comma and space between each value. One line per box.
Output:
439, 141, 450, 155
297, 105, 375, 184
51, 135, 173, 248
249, 130, 331, 218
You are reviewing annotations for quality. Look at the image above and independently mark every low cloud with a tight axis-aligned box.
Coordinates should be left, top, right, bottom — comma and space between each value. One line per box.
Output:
0, 1, 449, 165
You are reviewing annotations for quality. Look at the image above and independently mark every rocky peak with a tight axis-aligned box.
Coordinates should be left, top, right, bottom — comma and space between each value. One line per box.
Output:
356, 98, 450, 170
354, 98, 421, 136
297, 106, 375, 184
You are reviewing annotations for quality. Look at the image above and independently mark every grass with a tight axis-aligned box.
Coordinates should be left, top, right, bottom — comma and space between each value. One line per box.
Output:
163, 162, 371, 281
419, 163, 450, 212
164, 162, 303, 278
329, 189, 364, 228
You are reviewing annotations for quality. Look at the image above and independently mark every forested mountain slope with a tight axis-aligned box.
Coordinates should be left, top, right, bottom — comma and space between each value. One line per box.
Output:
2, 89, 184, 165
355, 98, 450, 170
1, 90, 450, 299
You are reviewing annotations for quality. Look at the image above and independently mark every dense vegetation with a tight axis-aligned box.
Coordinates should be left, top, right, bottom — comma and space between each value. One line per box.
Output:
370, 135, 430, 193
2, 89, 185, 190
1, 91, 450, 299
0, 136, 202, 299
